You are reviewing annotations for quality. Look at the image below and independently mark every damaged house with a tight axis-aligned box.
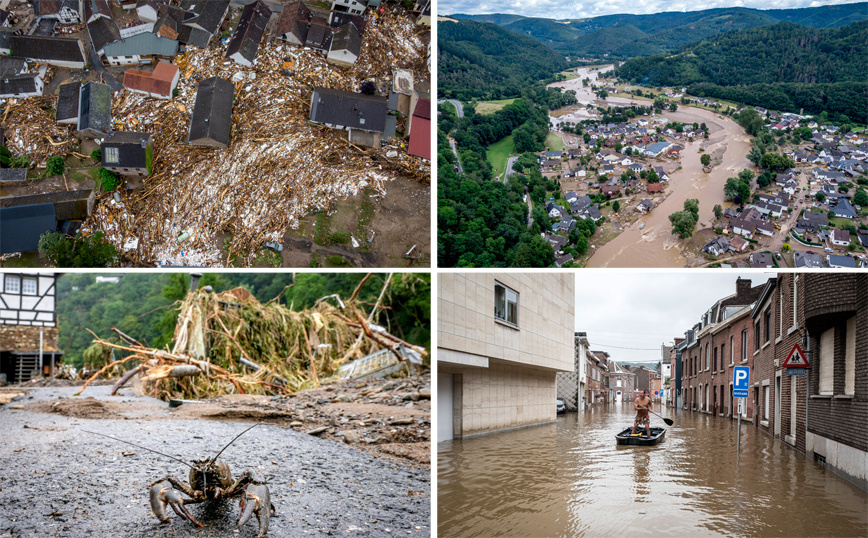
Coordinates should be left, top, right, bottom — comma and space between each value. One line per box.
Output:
178, 0, 230, 48
77, 80, 112, 138
0, 273, 63, 384
101, 131, 154, 177
326, 21, 361, 68
186, 76, 234, 148
309, 87, 388, 147
55, 82, 80, 124
8, 36, 87, 69
32, 0, 81, 24
273, 0, 312, 46
123, 61, 179, 99
225, 0, 272, 67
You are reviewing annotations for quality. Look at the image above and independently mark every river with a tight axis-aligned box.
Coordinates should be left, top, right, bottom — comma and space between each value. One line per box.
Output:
438, 404, 868, 537
548, 67, 753, 267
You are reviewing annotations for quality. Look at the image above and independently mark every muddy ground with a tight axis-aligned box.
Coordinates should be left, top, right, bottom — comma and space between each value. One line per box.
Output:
0, 375, 430, 538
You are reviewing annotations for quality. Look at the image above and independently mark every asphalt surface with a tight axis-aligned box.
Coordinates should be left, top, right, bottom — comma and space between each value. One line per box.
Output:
0, 386, 430, 538
437, 100, 463, 118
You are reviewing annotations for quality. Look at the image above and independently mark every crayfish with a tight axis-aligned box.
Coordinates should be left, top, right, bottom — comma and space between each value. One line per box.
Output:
86, 423, 273, 537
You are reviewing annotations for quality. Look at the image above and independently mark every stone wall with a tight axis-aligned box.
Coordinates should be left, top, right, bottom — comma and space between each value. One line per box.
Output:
0, 325, 59, 352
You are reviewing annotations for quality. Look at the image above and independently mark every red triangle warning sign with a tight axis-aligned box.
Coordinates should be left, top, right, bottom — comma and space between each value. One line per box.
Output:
782, 344, 810, 368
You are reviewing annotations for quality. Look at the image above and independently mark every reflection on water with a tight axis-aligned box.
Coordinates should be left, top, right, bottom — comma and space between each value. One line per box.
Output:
438, 404, 868, 538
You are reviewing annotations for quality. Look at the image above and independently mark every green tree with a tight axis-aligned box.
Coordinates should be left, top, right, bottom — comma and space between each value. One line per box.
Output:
713, 204, 723, 220
613, 200, 620, 212
816, 191, 826, 203
700, 154, 711, 167
683, 198, 699, 221
852, 188, 868, 207
737, 109, 764, 136
724, 177, 751, 203
669, 211, 697, 238
99, 168, 119, 191
91, 149, 102, 161
38, 231, 120, 267
46, 156, 65, 176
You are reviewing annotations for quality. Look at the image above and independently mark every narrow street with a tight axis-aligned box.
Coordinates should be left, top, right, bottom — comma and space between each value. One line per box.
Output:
438, 404, 867, 537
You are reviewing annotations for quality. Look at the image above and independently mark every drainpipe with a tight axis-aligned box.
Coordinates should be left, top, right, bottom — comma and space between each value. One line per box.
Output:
804, 329, 810, 451
39, 330, 44, 377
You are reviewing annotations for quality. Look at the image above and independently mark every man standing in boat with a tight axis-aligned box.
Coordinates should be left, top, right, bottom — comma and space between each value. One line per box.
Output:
631, 390, 653, 438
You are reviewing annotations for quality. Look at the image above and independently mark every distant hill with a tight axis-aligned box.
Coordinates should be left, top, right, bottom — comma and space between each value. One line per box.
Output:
451, 3, 868, 59
438, 19, 569, 100
615, 21, 868, 122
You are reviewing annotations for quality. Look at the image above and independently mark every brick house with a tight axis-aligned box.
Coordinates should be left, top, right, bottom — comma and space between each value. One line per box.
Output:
0, 273, 62, 384
608, 361, 635, 403
708, 305, 755, 420
587, 351, 609, 405
684, 277, 765, 416
803, 273, 867, 491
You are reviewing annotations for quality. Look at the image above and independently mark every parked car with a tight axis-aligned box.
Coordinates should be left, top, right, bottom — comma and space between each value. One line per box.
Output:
824, 247, 833, 253
775, 252, 781, 260
264, 241, 284, 252
556, 398, 566, 414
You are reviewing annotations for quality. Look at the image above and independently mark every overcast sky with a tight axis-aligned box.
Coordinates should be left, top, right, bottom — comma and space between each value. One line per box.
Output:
441, 0, 865, 21
573, 272, 773, 365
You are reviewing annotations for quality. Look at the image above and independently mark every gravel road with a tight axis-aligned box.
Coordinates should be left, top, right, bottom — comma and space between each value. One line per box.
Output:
0, 386, 430, 538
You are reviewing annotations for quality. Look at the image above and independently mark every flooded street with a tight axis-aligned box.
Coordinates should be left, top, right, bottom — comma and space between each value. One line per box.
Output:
438, 404, 868, 538
548, 66, 753, 267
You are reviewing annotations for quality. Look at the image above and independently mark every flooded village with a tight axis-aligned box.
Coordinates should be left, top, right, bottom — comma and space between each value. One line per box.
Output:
437, 272, 868, 537
513, 65, 868, 268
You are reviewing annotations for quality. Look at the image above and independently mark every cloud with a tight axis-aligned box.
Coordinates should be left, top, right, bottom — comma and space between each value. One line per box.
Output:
573, 273, 772, 364
440, 0, 865, 20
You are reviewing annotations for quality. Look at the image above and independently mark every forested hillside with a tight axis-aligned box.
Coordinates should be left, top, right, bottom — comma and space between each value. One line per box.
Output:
56, 273, 430, 367
615, 21, 868, 122
438, 19, 569, 100
452, 3, 868, 59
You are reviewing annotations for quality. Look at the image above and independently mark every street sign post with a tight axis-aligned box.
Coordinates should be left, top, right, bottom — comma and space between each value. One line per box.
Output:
733, 366, 750, 452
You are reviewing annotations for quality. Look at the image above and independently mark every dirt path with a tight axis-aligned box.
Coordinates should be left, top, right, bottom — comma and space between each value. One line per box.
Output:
0, 378, 430, 537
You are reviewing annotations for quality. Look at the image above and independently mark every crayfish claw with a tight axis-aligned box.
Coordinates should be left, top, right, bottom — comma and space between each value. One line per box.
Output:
149, 481, 203, 527
238, 482, 271, 538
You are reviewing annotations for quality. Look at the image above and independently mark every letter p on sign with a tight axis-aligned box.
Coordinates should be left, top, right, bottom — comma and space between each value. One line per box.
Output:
733, 366, 750, 397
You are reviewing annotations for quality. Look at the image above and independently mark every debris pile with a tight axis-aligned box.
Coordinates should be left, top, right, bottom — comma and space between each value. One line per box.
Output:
2, 96, 76, 166
77, 277, 427, 401
77, 5, 429, 266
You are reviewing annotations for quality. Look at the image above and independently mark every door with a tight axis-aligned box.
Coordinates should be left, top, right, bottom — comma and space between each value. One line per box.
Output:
774, 374, 782, 438
615, 390, 622, 403
438, 373, 454, 442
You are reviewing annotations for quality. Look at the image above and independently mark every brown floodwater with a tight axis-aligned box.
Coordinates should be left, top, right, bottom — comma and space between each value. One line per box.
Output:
548, 66, 754, 267
438, 404, 868, 538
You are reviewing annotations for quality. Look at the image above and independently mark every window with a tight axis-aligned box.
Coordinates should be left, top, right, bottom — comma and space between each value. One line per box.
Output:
721, 344, 726, 370
845, 316, 855, 395
792, 276, 799, 329
763, 385, 770, 421
730, 336, 734, 365
764, 309, 771, 343
105, 147, 119, 164
705, 344, 709, 370
494, 282, 518, 326
617, 378, 622, 387
4, 275, 19, 293
778, 289, 783, 338
755, 320, 761, 349
741, 330, 748, 362
819, 327, 834, 395
713, 347, 717, 372
22, 278, 37, 295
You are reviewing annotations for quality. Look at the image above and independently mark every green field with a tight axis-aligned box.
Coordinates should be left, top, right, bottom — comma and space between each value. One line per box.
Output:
545, 132, 566, 152
558, 70, 580, 80
476, 99, 517, 115
486, 135, 515, 179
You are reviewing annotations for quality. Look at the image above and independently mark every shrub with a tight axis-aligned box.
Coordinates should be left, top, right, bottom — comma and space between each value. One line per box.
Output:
98, 167, 119, 191
46, 156, 65, 176
328, 231, 351, 244
91, 149, 101, 161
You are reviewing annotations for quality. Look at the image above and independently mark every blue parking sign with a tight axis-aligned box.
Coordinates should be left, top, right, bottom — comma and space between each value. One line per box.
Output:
733, 366, 750, 398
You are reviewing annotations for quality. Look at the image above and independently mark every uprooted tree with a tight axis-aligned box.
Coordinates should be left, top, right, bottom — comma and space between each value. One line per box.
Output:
76, 274, 428, 400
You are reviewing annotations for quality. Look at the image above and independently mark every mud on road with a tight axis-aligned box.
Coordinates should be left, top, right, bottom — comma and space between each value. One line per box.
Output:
0, 379, 430, 538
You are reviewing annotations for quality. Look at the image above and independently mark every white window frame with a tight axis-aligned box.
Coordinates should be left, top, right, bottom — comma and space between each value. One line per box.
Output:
791, 275, 799, 331
22, 278, 37, 295
819, 327, 834, 395
494, 281, 519, 327
105, 146, 119, 164
845, 316, 855, 396
4, 275, 20, 293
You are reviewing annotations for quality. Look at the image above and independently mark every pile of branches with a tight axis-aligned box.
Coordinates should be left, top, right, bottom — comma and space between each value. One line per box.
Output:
76, 275, 426, 400
2, 96, 76, 166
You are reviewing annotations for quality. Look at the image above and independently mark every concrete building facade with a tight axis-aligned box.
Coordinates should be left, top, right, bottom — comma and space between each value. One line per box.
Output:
437, 273, 575, 441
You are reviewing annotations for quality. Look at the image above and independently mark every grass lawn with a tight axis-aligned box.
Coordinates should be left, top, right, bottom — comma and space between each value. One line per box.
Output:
476, 99, 516, 115
558, 70, 580, 80
545, 132, 565, 152
829, 217, 856, 229
486, 135, 514, 179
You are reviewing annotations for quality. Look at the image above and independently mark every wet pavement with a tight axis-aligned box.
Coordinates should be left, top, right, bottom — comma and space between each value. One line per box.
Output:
438, 403, 867, 537
0, 386, 430, 538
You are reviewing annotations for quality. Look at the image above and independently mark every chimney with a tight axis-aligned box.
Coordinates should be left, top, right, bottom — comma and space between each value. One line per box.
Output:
189, 272, 202, 291
735, 277, 751, 299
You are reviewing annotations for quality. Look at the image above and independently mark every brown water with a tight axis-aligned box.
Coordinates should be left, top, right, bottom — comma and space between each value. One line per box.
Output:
548, 66, 754, 267
438, 405, 868, 538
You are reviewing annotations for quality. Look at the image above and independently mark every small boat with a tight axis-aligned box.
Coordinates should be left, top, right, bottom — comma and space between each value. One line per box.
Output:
615, 427, 666, 446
